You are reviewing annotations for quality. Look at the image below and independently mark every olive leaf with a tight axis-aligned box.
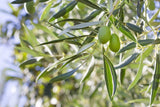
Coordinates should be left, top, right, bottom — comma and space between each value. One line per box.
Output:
40, 0, 53, 21
78, 0, 102, 10
126, 23, 143, 34
150, 54, 160, 104
80, 56, 95, 83
36, 53, 89, 82
49, 66, 81, 83
118, 39, 154, 53
118, 25, 136, 42
19, 58, 37, 67
49, 0, 78, 22
77, 42, 96, 54
11, 0, 32, 4
128, 53, 143, 90
115, 53, 140, 69
103, 53, 117, 100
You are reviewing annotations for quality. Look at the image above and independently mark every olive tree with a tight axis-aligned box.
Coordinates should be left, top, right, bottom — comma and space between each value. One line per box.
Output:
3, 0, 160, 106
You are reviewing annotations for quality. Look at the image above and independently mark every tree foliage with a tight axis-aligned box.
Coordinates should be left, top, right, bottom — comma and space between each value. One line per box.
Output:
1, 0, 160, 106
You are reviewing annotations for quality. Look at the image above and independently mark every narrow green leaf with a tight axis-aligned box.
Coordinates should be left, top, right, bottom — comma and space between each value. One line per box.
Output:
78, 0, 102, 10
11, 0, 32, 4
153, 39, 160, 44
82, 27, 98, 45
77, 42, 95, 54
149, 9, 160, 24
38, 35, 89, 46
31, 22, 55, 37
57, 53, 89, 73
40, 0, 53, 21
36, 64, 55, 82
90, 82, 102, 98
23, 24, 38, 46
49, 66, 80, 83
80, 56, 95, 83
118, 25, 136, 42
36, 53, 88, 82
103, 55, 113, 100
104, 55, 117, 95
150, 54, 160, 104
49, 0, 77, 22
127, 99, 150, 104
137, 0, 143, 18
118, 39, 154, 53
103, 52, 117, 100
136, 45, 154, 62
39, 0, 49, 2
120, 69, 126, 84
15, 47, 40, 57
119, 7, 124, 22
126, 23, 144, 34
54, 19, 88, 24
68, 21, 102, 30
60, 21, 102, 35
128, 53, 143, 90
115, 53, 139, 69
84, 9, 102, 21
150, 22, 160, 26
19, 58, 37, 67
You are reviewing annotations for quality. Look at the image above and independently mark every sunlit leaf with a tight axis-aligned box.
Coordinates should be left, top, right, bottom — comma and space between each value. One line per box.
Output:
84, 9, 102, 21
40, 0, 53, 21
69, 21, 102, 30
120, 69, 126, 84
11, 0, 32, 4
103, 52, 117, 100
118, 25, 136, 42
36, 53, 89, 81
77, 42, 95, 54
126, 23, 143, 34
23, 24, 38, 46
136, 45, 154, 62
127, 99, 150, 104
128, 53, 143, 90
150, 54, 160, 104
115, 53, 139, 69
15, 47, 48, 57
90, 82, 102, 98
49, 66, 80, 83
80, 56, 95, 83
38, 35, 89, 46
60, 21, 102, 35
118, 39, 154, 53
78, 0, 102, 10
19, 58, 37, 67
54, 19, 88, 24
49, 0, 78, 22
149, 9, 160, 24
31, 22, 56, 37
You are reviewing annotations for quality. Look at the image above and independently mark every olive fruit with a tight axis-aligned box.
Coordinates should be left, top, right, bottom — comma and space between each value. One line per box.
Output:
109, 34, 120, 52
98, 26, 111, 44
24, 1, 35, 14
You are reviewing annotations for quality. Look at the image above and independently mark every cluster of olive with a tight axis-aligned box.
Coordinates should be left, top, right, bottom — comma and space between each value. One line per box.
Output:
98, 26, 120, 52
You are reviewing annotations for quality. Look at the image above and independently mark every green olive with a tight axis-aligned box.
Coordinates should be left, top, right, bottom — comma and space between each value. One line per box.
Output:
24, 1, 35, 14
109, 34, 120, 52
98, 26, 111, 44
